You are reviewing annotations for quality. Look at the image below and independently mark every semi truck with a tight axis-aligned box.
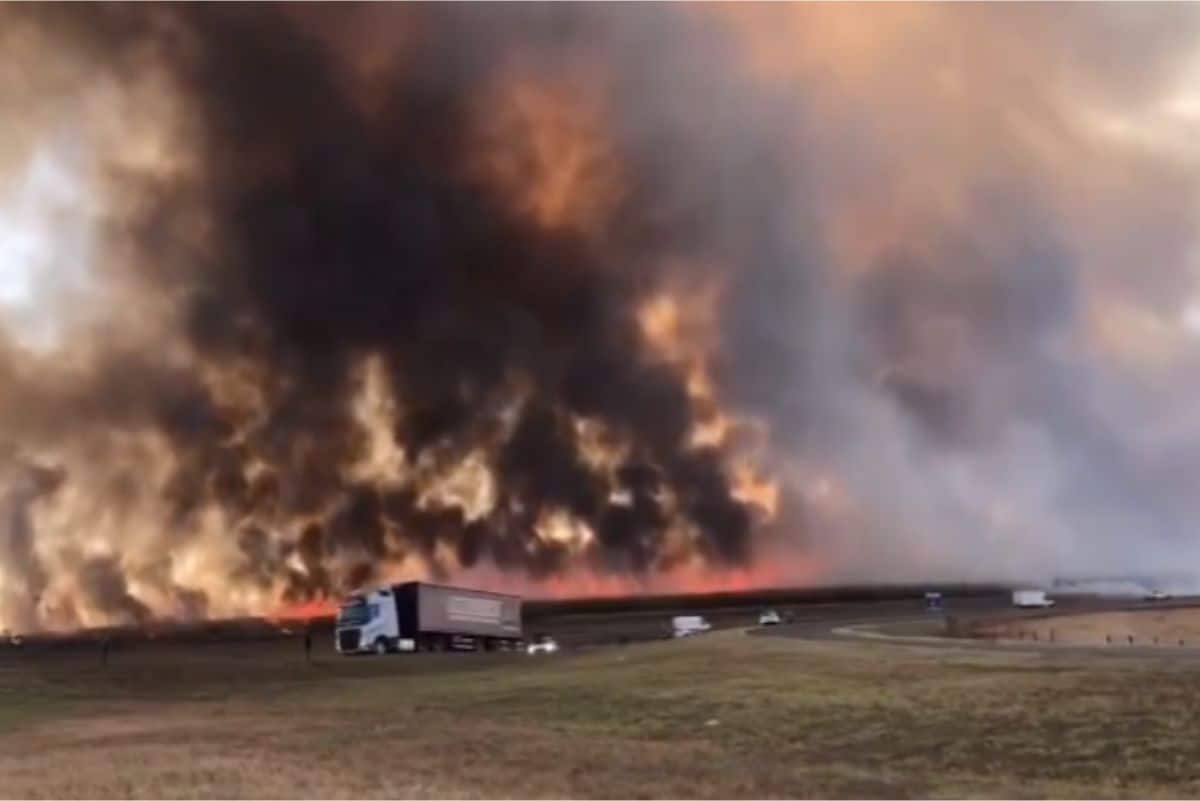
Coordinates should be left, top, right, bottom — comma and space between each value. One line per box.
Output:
336, 581, 523, 655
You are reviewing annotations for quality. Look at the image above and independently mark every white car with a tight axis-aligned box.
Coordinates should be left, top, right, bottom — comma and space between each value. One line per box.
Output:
1145, 590, 1171, 601
672, 616, 712, 637
758, 609, 782, 626
526, 637, 559, 655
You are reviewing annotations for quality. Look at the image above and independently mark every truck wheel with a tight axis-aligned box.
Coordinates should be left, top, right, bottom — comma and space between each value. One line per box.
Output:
373, 637, 388, 655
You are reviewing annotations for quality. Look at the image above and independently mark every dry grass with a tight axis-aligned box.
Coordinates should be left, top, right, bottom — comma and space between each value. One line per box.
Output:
2, 631, 1200, 798
978, 608, 1200, 647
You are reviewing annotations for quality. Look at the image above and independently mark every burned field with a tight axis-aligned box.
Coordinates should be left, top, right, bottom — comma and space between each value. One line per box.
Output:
4, 599, 1200, 799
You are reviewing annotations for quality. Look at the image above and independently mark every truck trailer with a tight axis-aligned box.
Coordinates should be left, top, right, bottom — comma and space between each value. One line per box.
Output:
336, 582, 523, 655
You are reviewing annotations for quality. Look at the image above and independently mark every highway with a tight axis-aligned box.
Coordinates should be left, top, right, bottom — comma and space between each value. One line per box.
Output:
750, 593, 1200, 661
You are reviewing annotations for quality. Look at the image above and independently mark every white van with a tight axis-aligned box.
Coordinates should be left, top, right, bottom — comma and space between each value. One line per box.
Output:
672, 615, 712, 638
1012, 589, 1055, 609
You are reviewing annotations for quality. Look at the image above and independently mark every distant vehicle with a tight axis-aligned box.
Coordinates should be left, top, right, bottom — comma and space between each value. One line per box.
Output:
758, 609, 782, 626
1144, 589, 1171, 601
336, 582, 522, 655
924, 592, 944, 613
672, 615, 712, 638
526, 635, 559, 655
1012, 589, 1055, 609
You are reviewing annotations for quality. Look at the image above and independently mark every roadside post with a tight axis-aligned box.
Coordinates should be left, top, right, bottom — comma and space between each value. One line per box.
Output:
924, 592, 944, 614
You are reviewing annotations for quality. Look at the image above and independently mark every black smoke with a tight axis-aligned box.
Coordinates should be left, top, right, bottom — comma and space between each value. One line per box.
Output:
0, 3, 793, 613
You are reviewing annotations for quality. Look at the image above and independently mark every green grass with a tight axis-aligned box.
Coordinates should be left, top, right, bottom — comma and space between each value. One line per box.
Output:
2, 632, 1200, 797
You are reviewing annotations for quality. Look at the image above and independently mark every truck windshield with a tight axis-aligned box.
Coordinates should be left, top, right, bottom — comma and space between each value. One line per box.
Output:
337, 600, 369, 626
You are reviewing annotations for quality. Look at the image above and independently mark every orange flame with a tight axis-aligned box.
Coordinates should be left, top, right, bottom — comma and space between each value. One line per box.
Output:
267, 596, 338, 622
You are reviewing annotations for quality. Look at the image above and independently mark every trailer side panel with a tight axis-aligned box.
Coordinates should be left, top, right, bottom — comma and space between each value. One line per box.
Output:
412, 583, 522, 639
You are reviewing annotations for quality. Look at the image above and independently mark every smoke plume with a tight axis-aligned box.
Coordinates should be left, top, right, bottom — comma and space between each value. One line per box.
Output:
1, 5, 1199, 629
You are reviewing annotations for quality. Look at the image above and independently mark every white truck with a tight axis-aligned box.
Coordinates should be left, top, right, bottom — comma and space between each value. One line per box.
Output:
336, 581, 523, 654
1012, 589, 1055, 609
672, 615, 712, 638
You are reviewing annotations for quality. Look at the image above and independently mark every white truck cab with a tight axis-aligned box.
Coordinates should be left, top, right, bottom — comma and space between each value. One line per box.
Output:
336, 587, 413, 654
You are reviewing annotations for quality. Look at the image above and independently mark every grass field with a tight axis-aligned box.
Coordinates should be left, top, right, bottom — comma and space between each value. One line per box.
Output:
2, 630, 1200, 799
976, 607, 1200, 647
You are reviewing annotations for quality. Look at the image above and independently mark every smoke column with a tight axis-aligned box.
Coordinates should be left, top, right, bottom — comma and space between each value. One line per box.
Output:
1, 5, 1199, 630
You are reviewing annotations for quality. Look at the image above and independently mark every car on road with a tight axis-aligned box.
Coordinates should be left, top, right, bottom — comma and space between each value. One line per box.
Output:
672, 615, 712, 637
1144, 589, 1171, 601
758, 609, 782, 626
1012, 589, 1055, 608
526, 635, 559, 655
